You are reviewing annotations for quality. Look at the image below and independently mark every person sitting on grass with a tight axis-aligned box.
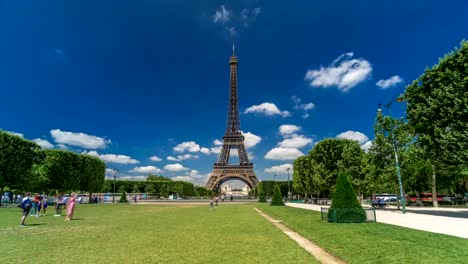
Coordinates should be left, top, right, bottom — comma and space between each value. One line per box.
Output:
20, 192, 32, 226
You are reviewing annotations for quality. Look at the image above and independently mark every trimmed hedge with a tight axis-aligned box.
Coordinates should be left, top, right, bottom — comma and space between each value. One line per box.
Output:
328, 172, 366, 223
102, 180, 211, 198
270, 185, 285, 206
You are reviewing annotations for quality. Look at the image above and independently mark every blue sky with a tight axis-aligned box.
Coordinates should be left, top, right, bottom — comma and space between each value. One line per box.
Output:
1, 1, 467, 186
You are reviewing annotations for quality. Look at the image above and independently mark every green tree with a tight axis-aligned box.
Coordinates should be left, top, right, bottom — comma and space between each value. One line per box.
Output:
328, 173, 366, 223
41, 150, 81, 192
119, 191, 128, 203
144, 183, 156, 193
0, 131, 41, 194
270, 185, 284, 206
404, 40, 468, 206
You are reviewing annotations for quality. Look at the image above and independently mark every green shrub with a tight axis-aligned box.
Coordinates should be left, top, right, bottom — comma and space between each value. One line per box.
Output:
328, 172, 365, 223
270, 185, 284, 206
119, 191, 128, 203
258, 192, 267, 203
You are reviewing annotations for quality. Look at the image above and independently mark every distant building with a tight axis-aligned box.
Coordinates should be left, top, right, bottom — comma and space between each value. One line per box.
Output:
220, 184, 250, 196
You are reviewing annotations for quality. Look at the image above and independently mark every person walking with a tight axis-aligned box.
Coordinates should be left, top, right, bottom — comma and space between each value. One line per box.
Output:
209, 198, 214, 209
215, 196, 219, 206
20, 193, 32, 226
31, 193, 40, 217
65, 193, 77, 221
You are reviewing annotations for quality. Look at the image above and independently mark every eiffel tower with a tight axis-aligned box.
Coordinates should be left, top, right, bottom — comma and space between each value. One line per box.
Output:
205, 48, 258, 191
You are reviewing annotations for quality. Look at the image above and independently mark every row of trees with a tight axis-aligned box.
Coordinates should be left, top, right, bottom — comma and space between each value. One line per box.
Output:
0, 130, 107, 199
102, 179, 213, 197
293, 41, 468, 207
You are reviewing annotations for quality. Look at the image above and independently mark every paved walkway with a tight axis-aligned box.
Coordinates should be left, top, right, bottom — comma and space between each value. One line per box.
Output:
287, 203, 468, 239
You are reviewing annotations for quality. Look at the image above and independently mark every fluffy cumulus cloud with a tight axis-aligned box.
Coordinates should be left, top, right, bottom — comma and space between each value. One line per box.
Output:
149, 156, 162, 162
264, 147, 304, 160
172, 170, 208, 185
305, 52, 372, 92
244, 102, 290, 117
213, 5, 231, 23
264, 164, 293, 174
200, 147, 211, 154
279, 125, 301, 136
243, 132, 261, 149
164, 163, 189, 172
129, 166, 162, 174
376, 75, 403, 89
84, 151, 139, 164
336, 130, 369, 144
214, 139, 223, 146
50, 129, 110, 149
167, 154, 199, 161
278, 135, 312, 148
209, 146, 222, 154
32, 138, 54, 149
173, 141, 201, 153
361, 140, 373, 152
5, 130, 24, 138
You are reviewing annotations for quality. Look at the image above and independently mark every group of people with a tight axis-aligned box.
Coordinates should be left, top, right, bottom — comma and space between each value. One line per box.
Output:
20, 192, 77, 226
371, 198, 387, 209
209, 195, 234, 208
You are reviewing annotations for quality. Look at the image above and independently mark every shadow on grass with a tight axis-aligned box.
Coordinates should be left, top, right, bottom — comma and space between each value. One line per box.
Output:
71, 218, 84, 221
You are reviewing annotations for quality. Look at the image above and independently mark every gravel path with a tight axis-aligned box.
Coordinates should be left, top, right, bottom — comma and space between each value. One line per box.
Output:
287, 203, 468, 239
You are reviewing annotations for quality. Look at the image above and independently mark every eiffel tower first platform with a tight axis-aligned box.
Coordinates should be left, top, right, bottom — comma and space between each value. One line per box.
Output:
205, 49, 259, 191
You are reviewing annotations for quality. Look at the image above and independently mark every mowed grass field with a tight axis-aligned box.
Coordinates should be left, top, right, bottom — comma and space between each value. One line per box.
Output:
257, 204, 468, 264
0, 204, 316, 264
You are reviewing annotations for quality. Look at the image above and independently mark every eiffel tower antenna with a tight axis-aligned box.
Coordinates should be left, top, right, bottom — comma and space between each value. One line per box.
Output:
205, 50, 258, 192
232, 43, 235, 54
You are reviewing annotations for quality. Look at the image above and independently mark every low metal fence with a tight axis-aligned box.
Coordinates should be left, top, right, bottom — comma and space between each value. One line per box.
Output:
321, 207, 376, 223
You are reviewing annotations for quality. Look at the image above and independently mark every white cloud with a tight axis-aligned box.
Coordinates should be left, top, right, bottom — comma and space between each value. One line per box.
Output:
57, 144, 68, 149
84, 151, 139, 164
167, 154, 199, 161
173, 141, 200, 153
241, 7, 261, 28
149, 156, 162, 162
50, 129, 110, 149
361, 140, 373, 152
210, 146, 222, 154
279, 125, 301, 136
32, 138, 54, 149
172, 170, 209, 186
302, 113, 310, 119
243, 132, 261, 149
376, 75, 403, 89
244, 102, 290, 117
5, 130, 24, 138
213, 5, 231, 23
305, 52, 372, 92
129, 166, 162, 174
278, 135, 312, 148
214, 139, 223, 146
298, 102, 315, 111
336, 130, 369, 144
111, 175, 147, 181
265, 147, 304, 160
164, 163, 189, 172
264, 164, 293, 174
200, 147, 210, 154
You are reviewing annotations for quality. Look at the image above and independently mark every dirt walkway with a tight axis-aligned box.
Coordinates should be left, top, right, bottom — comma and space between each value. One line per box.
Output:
254, 208, 346, 264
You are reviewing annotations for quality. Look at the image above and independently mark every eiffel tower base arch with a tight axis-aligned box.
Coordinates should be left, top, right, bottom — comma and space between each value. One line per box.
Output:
206, 166, 258, 192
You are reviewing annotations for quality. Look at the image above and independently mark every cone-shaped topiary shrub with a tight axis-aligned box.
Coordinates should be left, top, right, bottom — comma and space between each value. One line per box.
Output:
270, 185, 285, 206
119, 191, 128, 203
328, 172, 366, 223
258, 191, 267, 203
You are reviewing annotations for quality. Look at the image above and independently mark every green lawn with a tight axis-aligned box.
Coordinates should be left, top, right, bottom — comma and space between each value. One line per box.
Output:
0, 204, 316, 263
257, 204, 468, 264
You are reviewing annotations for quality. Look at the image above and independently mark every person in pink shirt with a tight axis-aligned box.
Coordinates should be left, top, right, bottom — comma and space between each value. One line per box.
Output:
65, 193, 77, 221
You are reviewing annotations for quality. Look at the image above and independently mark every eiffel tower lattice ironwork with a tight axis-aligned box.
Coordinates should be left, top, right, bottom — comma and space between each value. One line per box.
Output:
205, 49, 258, 191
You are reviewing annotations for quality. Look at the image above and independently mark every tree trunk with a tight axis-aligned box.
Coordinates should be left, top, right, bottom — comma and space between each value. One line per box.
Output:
431, 164, 439, 207
89, 192, 93, 204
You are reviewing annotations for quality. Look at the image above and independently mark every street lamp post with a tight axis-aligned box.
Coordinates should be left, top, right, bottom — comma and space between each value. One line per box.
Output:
286, 167, 291, 201
112, 169, 117, 204
378, 102, 406, 214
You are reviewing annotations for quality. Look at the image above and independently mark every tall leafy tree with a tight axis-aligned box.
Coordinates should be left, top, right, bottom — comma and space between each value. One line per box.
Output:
404, 40, 468, 206
0, 131, 41, 194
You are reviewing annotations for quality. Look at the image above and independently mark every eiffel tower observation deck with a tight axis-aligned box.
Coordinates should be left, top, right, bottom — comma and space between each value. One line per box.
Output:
205, 48, 259, 191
